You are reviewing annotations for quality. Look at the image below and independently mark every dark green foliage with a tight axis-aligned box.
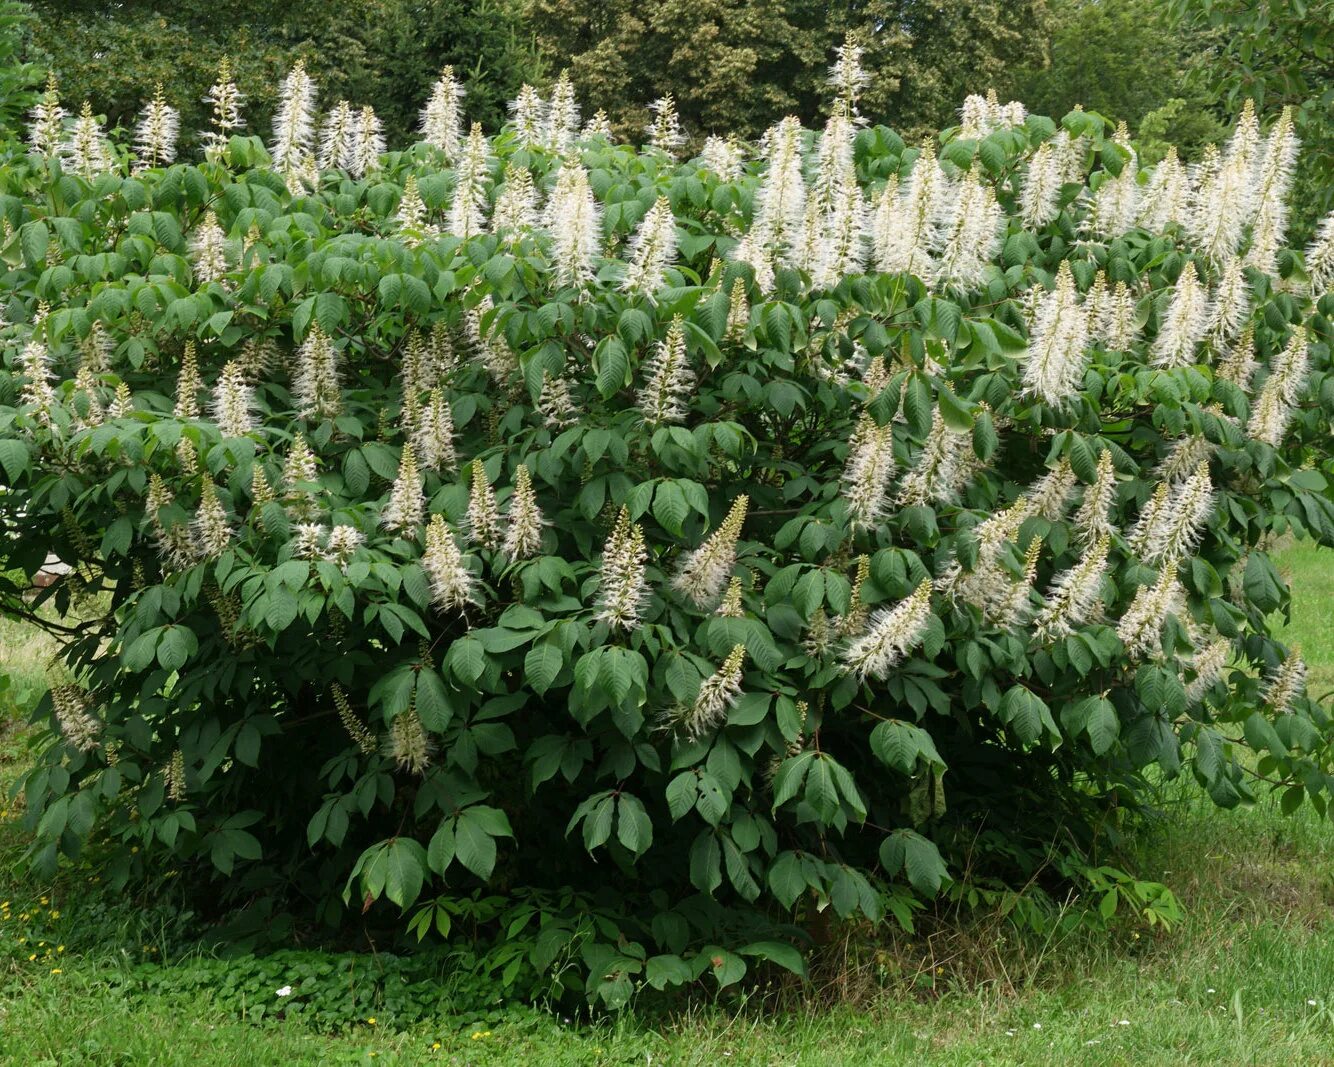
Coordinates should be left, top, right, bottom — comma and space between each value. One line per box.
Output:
1170, 0, 1334, 234
524, 0, 1050, 142
1005, 0, 1228, 161
25, 0, 534, 147
0, 1, 39, 152
1, 75, 1332, 1008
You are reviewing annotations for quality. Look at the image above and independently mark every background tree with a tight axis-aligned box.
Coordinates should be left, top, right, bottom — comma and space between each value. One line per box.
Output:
525, 0, 1048, 142
1169, 0, 1334, 233
24, 0, 535, 147
1005, 0, 1227, 160
0, 0, 39, 153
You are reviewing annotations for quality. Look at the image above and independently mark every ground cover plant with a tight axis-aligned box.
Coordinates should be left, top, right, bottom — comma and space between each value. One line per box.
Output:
0, 40, 1332, 1009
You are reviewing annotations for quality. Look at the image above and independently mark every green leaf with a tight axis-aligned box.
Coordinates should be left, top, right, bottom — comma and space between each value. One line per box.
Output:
524, 641, 564, 695
937, 386, 974, 431
998, 685, 1060, 746
414, 668, 453, 731
652, 480, 689, 535
879, 829, 948, 895
739, 940, 807, 977
870, 720, 944, 773
454, 808, 502, 879
156, 626, 195, 672
595, 336, 630, 398
646, 954, 692, 990
0, 439, 30, 481
615, 794, 653, 857
381, 838, 429, 909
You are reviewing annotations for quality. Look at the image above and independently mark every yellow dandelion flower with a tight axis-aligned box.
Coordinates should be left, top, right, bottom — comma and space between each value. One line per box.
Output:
50, 968, 62, 974
367, 1017, 377, 1026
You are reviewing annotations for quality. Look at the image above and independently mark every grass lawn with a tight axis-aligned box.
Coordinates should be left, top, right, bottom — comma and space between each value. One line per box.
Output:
0, 549, 1330, 1066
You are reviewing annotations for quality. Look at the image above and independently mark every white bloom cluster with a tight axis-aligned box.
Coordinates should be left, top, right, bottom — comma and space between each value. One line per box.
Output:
466, 460, 502, 550
842, 414, 897, 530
380, 444, 425, 535
935, 166, 1002, 290
545, 71, 581, 153
1138, 148, 1190, 233
1116, 565, 1183, 659
1073, 449, 1118, 543
646, 95, 686, 156
211, 360, 254, 437
28, 74, 67, 160
958, 90, 1026, 139
734, 117, 807, 285
503, 464, 545, 562
17, 339, 56, 424
420, 66, 465, 160
52, 685, 102, 753
1304, 211, 1334, 299
1027, 458, 1078, 522
203, 57, 245, 158
1248, 330, 1309, 447
699, 136, 744, 182
387, 709, 432, 774
396, 176, 438, 247
64, 102, 114, 180
508, 84, 545, 148
491, 164, 538, 237
1246, 109, 1299, 275
1207, 256, 1251, 346
1034, 536, 1110, 642
193, 483, 233, 559
674, 495, 748, 608
293, 325, 342, 420
449, 124, 490, 239
842, 579, 934, 681
1262, 650, 1306, 715
595, 507, 649, 631
319, 103, 384, 178
1130, 461, 1214, 566
1185, 636, 1232, 704
545, 161, 602, 287
134, 83, 179, 171
412, 388, 458, 473
190, 211, 231, 286
1086, 124, 1139, 237
897, 409, 972, 507
622, 196, 678, 297
670, 645, 747, 741
1153, 261, 1210, 368
637, 317, 694, 426
270, 61, 318, 188
1023, 262, 1090, 406
537, 373, 580, 430
423, 514, 477, 613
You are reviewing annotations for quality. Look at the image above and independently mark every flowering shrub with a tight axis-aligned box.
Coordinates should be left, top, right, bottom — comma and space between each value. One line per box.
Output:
2, 49, 1333, 1003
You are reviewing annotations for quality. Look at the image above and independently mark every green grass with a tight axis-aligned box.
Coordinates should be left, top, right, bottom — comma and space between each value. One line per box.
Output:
1273, 542, 1334, 698
0, 548, 1330, 1065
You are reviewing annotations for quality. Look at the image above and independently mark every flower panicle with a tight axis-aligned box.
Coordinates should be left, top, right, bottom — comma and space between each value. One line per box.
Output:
841, 578, 934, 681
595, 506, 649, 631
674, 495, 749, 608
466, 460, 502, 549
502, 463, 545, 562
637, 316, 695, 426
